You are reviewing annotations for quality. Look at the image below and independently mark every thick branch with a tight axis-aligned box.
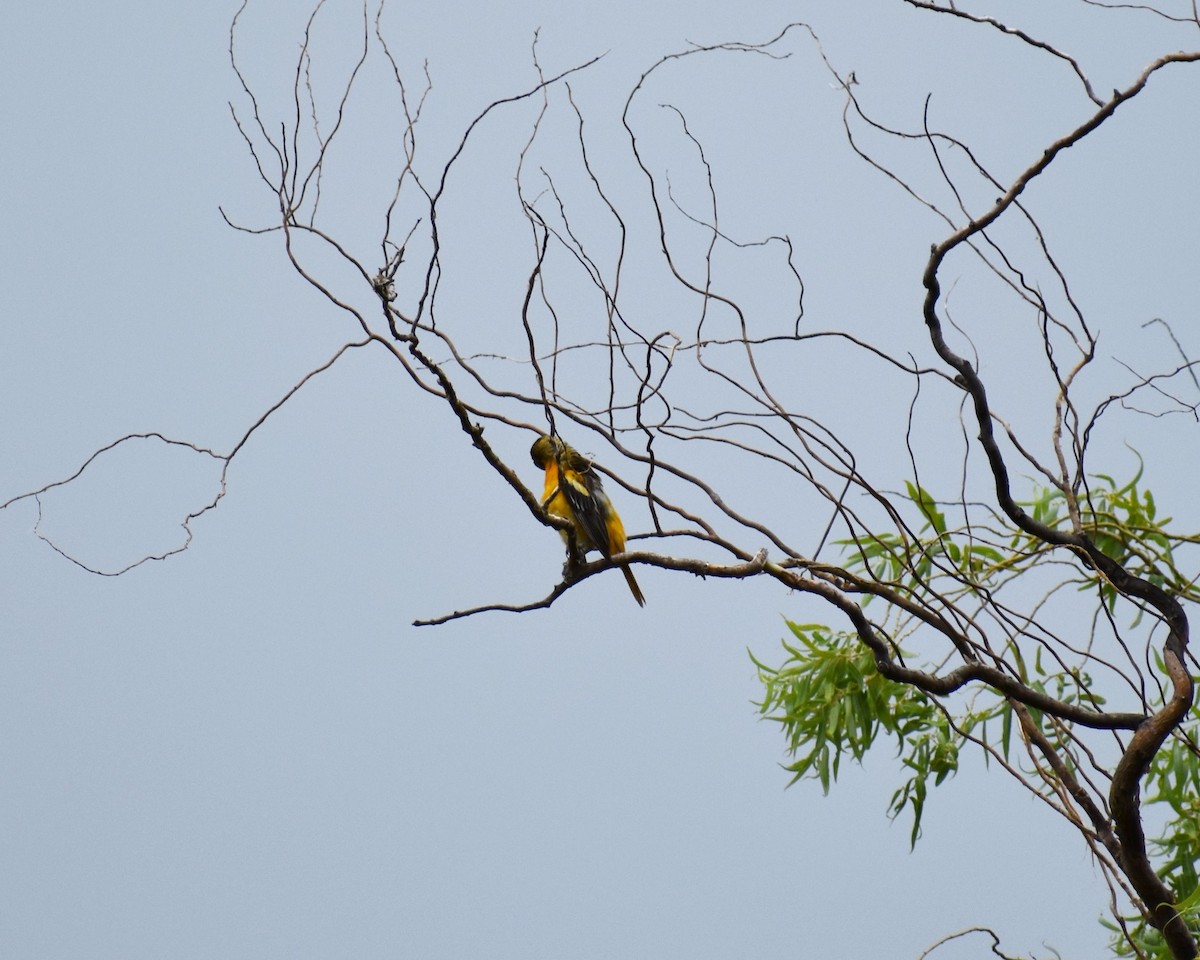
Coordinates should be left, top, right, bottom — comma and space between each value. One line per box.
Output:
921, 51, 1199, 958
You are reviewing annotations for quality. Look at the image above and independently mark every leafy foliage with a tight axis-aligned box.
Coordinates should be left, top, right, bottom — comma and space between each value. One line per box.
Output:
1015, 466, 1200, 614
753, 621, 957, 847
757, 475, 1200, 951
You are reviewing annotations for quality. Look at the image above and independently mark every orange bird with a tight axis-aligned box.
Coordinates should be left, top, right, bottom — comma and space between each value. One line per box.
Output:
530, 434, 646, 606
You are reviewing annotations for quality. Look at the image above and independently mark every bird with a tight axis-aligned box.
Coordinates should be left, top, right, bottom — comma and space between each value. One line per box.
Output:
530, 434, 646, 607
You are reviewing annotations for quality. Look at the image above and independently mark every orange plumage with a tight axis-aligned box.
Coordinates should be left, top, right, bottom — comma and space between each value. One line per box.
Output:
530, 435, 645, 607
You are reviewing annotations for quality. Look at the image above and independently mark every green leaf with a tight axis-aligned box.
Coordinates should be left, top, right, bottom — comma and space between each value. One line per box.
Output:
755, 622, 957, 847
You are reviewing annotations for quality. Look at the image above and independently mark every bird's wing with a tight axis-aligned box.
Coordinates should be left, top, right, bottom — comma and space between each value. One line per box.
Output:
560, 466, 614, 558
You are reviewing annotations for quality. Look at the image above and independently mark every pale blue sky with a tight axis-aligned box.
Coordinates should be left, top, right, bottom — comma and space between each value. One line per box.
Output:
3, 2, 1198, 958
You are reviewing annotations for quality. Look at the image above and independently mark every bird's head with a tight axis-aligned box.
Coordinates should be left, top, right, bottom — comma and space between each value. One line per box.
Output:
530, 434, 563, 469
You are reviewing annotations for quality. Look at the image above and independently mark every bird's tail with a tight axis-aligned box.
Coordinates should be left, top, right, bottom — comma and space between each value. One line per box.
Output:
622, 564, 646, 607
